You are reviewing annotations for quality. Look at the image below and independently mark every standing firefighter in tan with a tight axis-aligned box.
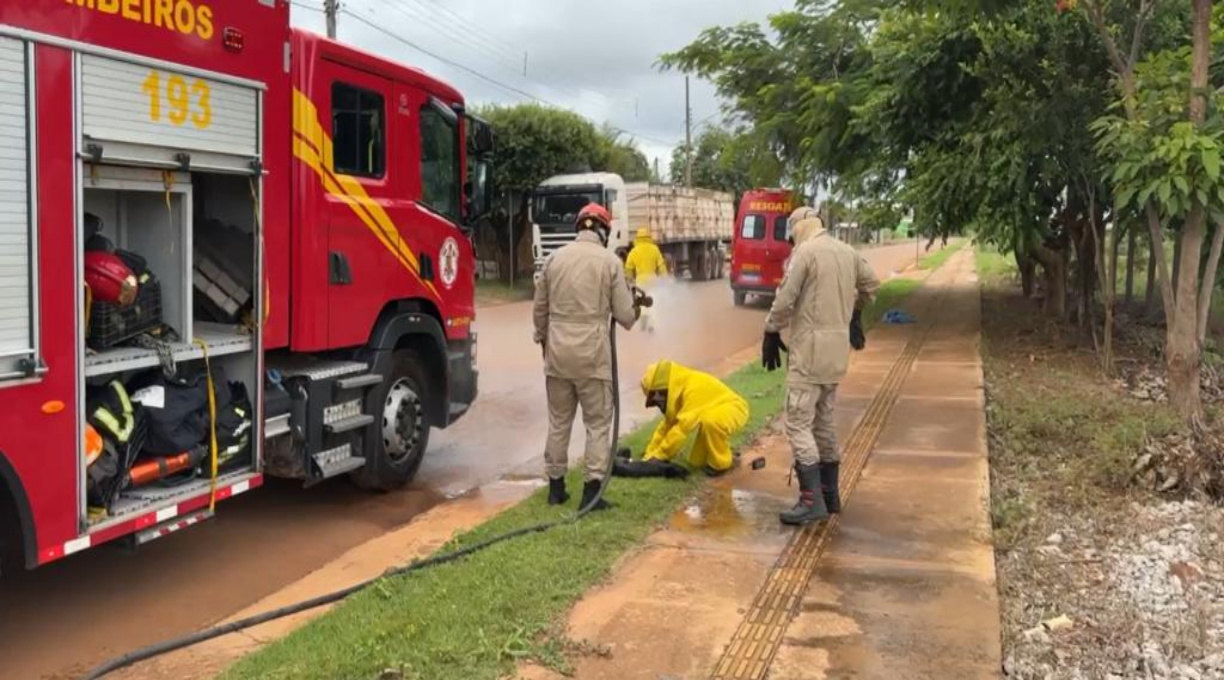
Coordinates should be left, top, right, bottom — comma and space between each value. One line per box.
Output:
763, 206, 880, 526
534, 203, 640, 511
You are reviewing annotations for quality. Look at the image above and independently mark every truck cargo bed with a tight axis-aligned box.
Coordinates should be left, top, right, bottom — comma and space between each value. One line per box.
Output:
624, 183, 734, 243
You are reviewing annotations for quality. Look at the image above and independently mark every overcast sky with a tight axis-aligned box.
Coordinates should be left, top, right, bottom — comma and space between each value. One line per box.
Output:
291, 0, 791, 178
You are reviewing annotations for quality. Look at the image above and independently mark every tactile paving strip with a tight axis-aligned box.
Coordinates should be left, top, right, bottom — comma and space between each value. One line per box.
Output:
711, 296, 944, 680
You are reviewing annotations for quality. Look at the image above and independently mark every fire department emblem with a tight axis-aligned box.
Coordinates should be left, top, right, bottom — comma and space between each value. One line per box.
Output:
440, 237, 460, 287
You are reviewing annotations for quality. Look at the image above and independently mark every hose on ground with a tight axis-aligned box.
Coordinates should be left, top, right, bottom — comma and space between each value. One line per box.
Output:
82, 319, 626, 680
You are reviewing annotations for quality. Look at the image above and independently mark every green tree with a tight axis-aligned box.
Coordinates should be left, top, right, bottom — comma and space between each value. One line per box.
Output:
475, 103, 607, 277
599, 126, 653, 182
668, 126, 784, 200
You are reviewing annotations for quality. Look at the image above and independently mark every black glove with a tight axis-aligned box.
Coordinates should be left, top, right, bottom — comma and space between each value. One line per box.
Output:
850, 309, 866, 351
762, 331, 788, 372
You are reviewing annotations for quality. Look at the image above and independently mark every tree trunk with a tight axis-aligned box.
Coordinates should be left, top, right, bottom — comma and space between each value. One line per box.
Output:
1197, 222, 1224, 347
1093, 195, 1117, 373
1166, 0, 1212, 424
1015, 242, 1037, 298
1125, 224, 1137, 304
1169, 220, 1204, 422
1172, 235, 1182, 299
1069, 217, 1096, 327
1031, 241, 1068, 317
1146, 237, 1159, 318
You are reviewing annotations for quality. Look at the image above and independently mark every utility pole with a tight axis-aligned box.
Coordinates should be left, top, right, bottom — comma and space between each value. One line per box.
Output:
522, 52, 528, 78
684, 76, 693, 188
324, 0, 338, 38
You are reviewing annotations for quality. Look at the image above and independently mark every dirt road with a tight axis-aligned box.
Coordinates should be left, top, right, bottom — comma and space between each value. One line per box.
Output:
0, 241, 926, 680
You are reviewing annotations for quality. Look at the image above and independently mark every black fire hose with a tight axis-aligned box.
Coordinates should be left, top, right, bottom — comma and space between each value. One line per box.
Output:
82, 317, 630, 680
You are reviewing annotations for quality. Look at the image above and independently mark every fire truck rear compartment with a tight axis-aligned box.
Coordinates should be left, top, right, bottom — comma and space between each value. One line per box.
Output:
80, 166, 261, 532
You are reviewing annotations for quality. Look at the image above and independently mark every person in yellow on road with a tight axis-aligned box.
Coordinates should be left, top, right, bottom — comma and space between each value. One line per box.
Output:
625, 228, 668, 284
640, 360, 749, 475
624, 228, 668, 332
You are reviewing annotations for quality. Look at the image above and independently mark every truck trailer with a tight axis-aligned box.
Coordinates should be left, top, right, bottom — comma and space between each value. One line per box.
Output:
0, 0, 492, 572
531, 172, 734, 280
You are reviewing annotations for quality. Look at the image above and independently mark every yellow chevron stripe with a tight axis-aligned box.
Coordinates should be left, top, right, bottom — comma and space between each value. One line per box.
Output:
292, 136, 415, 274
292, 89, 440, 299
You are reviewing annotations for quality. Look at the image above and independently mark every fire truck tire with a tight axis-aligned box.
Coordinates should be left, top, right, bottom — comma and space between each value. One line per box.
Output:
733, 289, 747, 307
353, 350, 431, 491
0, 501, 21, 575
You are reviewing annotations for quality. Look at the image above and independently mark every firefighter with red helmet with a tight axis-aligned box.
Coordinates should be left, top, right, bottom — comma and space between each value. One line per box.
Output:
533, 203, 639, 510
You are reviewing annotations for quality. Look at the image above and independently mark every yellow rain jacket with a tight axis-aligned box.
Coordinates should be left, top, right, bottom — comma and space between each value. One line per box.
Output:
640, 361, 749, 471
624, 229, 668, 285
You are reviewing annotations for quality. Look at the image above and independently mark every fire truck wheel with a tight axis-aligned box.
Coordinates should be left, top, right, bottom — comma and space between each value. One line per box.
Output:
733, 289, 747, 307
353, 350, 431, 491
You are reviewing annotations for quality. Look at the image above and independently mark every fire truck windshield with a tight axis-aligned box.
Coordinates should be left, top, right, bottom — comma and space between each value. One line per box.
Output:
535, 191, 601, 226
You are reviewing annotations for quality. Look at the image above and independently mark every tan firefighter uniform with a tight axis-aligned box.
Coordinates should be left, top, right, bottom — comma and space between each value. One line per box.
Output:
534, 229, 638, 481
765, 208, 880, 466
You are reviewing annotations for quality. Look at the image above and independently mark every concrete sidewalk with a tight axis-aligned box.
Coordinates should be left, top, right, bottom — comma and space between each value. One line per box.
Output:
517, 247, 1001, 680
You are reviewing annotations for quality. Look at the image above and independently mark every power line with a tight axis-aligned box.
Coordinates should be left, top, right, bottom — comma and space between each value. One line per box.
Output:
291, 1, 678, 148
368, 0, 524, 75
341, 6, 676, 146
399, 0, 518, 63
400, 0, 524, 65
365, 0, 615, 107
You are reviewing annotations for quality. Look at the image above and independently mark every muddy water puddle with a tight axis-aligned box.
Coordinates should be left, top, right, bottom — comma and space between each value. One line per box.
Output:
669, 486, 791, 538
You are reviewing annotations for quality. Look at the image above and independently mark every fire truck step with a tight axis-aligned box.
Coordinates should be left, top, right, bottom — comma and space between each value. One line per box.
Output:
335, 374, 384, 391
325, 414, 376, 434
265, 413, 291, 439
313, 443, 365, 479
128, 509, 215, 548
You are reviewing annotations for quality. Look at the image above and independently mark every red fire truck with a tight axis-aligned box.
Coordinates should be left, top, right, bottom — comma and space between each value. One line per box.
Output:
0, 0, 490, 572
730, 188, 793, 306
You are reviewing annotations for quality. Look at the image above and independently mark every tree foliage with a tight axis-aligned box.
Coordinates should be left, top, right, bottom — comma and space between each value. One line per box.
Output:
476, 103, 655, 193
669, 126, 784, 199
664, 0, 1221, 421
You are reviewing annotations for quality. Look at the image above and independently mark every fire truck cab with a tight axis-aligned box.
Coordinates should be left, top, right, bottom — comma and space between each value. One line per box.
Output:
730, 188, 793, 306
0, 0, 489, 572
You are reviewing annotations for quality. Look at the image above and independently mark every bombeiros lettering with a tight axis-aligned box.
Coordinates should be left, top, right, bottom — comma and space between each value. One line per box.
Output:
66, 0, 215, 41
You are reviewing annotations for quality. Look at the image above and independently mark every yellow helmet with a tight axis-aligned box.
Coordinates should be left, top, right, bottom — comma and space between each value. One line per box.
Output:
640, 361, 672, 396
635, 227, 651, 240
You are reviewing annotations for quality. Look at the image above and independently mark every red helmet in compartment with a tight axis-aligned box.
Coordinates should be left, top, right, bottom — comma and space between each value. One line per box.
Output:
84, 251, 139, 307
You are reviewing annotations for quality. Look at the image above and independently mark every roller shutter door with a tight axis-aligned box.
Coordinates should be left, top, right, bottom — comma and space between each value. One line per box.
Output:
0, 37, 32, 376
81, 54, 258, 169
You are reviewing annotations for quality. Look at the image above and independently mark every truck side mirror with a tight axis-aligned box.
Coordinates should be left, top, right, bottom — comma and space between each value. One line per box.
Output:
464, 114, 496, 227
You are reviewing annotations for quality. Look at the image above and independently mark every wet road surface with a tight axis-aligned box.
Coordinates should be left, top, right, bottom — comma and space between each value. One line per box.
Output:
0, 241, 925, 679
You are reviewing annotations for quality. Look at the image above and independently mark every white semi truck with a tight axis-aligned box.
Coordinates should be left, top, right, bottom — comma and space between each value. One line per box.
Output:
531, 172, 735, 280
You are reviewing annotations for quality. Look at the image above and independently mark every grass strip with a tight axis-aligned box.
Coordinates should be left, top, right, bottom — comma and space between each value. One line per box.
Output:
224, 273, 936, 680
917, 239, 965, 271
475, 278, 532, 305
975, 246, 1180, 550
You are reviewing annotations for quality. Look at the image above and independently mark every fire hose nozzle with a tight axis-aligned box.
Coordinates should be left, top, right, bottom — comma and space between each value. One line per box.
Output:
632, 287, 654, 309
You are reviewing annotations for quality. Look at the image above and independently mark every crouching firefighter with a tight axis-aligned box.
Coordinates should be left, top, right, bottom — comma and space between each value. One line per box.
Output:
534, 203, 640, 510
763, 206, 880, 526
638, 360, 749, 476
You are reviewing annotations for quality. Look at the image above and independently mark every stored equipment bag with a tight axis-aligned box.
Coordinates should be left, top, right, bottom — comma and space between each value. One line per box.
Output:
130, 366, 232, 457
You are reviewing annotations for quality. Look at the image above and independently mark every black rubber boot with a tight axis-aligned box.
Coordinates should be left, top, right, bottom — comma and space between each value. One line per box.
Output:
779, 463, 828, 526
579, 479, 613, 512
548, 477, 570, 506
819, 462, 841, 514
